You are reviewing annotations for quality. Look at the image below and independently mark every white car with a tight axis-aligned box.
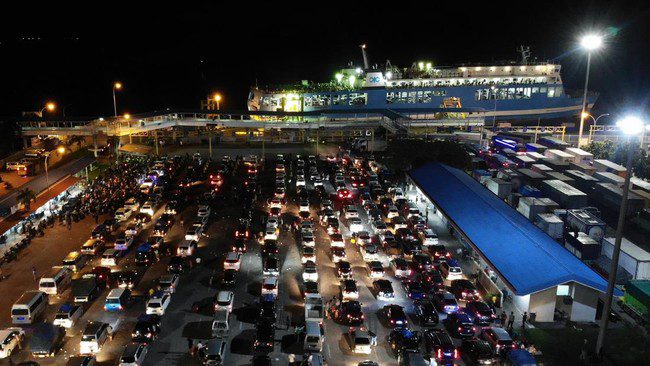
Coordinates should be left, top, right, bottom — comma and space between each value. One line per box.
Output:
269, 198, 283, 209
264, 226, 279, 241
313, 178, 323, 187
261, 277, 279, 297
299, 201, 310, 212
340, 280, 359, 300
115, 236, 134, 251
185, 224, 203, 241
296, 177, 306, 187
224, 252, 242, 271
119, 343, 148, 366
329, 234, 345, 248
53, 304, 83, 328
302, 247, 316, 264
344, 205, 359, 219
140, 201, 155, 216
214, 291, 234, 312
371, 220, 388, 234
146, 293, 171, 315
303, 262, 319, 282
361, 243, 379, 261
0, 328, 25, 359
124, 198, 140, 212
348, 217, 363, 233
266, 216, 280, 229
197, 206, 211, 219
158, 274, 179, 293
302, 233, 315, 248
418, 228, 439, 246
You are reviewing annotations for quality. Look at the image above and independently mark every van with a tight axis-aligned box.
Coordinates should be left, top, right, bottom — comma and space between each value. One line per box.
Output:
104, 288, 131, 312
101, 249, 120, 267
80, 322, 112, 354
199, 338, 227, 365
480, 327, 515, 356
211, 309, 231, 337
304, 320, 325, 353
62, 251, 87, 272
11, 291, 47, 324
39, 267, 73, 295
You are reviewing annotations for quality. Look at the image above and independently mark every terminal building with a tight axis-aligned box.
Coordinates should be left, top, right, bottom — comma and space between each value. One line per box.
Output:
407, 162, 619, 322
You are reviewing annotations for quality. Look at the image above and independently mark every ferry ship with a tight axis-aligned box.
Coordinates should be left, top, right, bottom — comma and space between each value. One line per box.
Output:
247, 46, 597, 121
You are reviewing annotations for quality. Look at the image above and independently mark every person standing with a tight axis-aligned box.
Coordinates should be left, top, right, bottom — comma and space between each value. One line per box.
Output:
32, 266, 37, 281
500, 311, 507, 327
187, 338, 194, 354
521, 311, 528, 328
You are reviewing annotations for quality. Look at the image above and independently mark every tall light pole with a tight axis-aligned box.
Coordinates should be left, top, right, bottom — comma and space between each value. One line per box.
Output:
577, 34, 603, 147
214, 94, 222, 110
44, 146, 66, 193
583, 112, 610, 143
37, 102, 56, 118
596, 115, 645, 357
113, 82, 122, 117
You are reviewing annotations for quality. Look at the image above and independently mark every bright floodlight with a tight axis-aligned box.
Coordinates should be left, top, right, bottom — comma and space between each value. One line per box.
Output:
57, 146, 66, 154
616, 115, 645, 135
581, 34, 603, 51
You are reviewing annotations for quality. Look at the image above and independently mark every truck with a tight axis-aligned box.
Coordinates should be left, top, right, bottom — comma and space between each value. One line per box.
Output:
72, 275, 100, 303
304, 296, 324, 322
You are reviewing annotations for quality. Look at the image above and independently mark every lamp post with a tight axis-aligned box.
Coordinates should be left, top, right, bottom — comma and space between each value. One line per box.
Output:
113, 82, 122, 117
583, 112, 610, 143
37, 102, 56, 118
577, 34, 603, 147
44, 146, 66, 193
595, 115, 645, 357
214, 94, 222, 110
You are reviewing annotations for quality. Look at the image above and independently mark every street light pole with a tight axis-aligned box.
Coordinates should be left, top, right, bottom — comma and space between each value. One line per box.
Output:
577, 34, 603, 147
595, 116, 644, 357
113, 82, 122, 117
585, 113, 610, 144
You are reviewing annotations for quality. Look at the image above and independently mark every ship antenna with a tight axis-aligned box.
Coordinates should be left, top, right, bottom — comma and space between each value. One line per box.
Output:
360, 44, 369, 70
517, 45, 531, 64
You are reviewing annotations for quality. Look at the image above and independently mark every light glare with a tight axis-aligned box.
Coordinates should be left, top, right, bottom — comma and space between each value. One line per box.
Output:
616, 116, 645, 135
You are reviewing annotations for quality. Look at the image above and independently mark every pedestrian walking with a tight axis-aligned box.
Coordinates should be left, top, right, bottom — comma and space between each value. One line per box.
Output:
522, 311, 528, 328
196, 340, 204, 355
32, 266, 37, 281
500, 311, 507, 327
288, 353, 296, 364
368, 330, 378, 347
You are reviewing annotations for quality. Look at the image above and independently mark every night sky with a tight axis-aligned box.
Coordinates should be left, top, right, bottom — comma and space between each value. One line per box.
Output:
1, 0, 649, 123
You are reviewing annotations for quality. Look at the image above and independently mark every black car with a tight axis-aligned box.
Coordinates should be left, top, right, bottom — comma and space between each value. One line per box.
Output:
232, 238, 247, 253
259, 299, 277, 323
222, 269, 237, 287
252, 355, 273, 366
168, 256, 192, 273
444, 312, 476, 338
383, 304, 409, 328
450, 279, 480, 301
302, 281, 319, 298
262, 242, 279, 257
327, 217, 340, 232
413, 300, 439, 326
429, 244, 451, 261
131, 314, 161, 343
117, 271, 138, 289
460, 339, 498, 365
419, 270, 445, 293
337, 261, 353, 279
373, 279, 395, 300
254, 320, 275, 352
424, 329, 457, 362
263, 256, 280, 276
402, 281, 426, 300
388, 328, 421, 356
412, 253, 433, 272
335, 300, 364, 325
91, 224, 109, 240
465, 301, 496, 325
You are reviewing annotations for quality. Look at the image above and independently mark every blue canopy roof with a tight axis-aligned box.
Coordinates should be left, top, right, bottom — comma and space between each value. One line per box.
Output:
408, 163, 616, 296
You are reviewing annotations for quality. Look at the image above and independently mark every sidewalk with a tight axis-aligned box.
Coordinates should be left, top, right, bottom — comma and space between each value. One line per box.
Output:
0, 175, 81, 255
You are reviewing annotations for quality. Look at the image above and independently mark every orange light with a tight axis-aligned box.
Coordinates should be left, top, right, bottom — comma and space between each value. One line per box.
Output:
46, 102, 56, 111
114, 82, 122, 90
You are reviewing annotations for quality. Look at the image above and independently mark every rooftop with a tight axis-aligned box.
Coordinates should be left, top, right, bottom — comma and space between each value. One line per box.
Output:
408, 162, 614, 296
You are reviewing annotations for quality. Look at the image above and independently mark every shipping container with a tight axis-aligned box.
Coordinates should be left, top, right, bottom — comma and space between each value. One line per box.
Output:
472, 169, 492, 184
531, 164, 553, 174
507, 193, 522, 209
601, 237, 650, 280
564, 232, 601, 260
497, 169, 522, 190
593, 172, 625, 187
544, 149, 574, 163
544, 172, 575, 185
566, 209, 606, 242
564, 170, 600, 193
631, 177, 650, 193
525, 143, 547, 153
485, 178, 512, 199
593, 183, 645, 218
519, 185, 543, 198
512, 155, 536, 168
540, 180, 589, 209
536, 213, 564, 239
517, 169, 547, 188
544, 159, 570, 172
517, 197, 558, 220
538, 136, 570, 150
525, 151, 547, 161
564, 147, 594, 165
593, 159, 627, 178
569, 162, 597, 175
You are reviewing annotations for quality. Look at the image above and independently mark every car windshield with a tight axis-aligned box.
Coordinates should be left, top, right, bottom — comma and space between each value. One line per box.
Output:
12, 309, 28, 316
355, 337, 371, 345
81, 335, 96, 341
121, 357, 136, 363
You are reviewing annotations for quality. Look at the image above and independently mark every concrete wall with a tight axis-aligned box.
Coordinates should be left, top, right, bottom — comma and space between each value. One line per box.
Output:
570, 283, 599, 322
529, 287, 557, 322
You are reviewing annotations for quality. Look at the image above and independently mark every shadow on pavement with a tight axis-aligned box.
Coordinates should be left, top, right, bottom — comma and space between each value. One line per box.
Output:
281, 333, 304, 354
230, 328, 256, 355
182, 320, 214, 340
234, 303, 260, 324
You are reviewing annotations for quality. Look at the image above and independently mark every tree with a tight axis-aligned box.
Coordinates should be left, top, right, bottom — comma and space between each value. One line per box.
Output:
583, 140, 615, 160
16, 188, 36, 210
584, 140, 649, 179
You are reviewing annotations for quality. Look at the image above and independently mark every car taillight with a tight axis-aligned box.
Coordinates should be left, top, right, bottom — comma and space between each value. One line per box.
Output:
454, 349, 459, 359
458, 327, 462, 331
437, 349, 442, 359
